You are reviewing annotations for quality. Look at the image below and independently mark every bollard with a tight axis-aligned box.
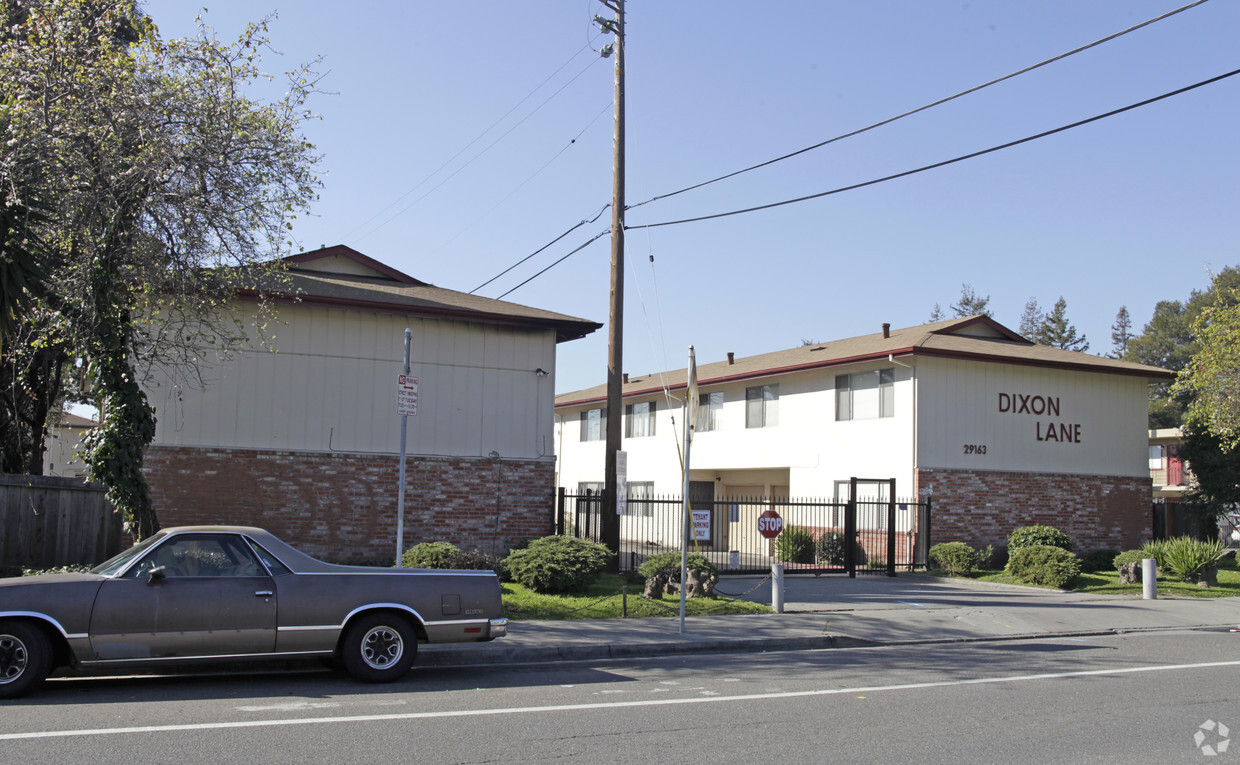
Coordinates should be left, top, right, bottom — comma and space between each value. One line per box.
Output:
1142, 558, 1157, 600
772, 562, 785, 613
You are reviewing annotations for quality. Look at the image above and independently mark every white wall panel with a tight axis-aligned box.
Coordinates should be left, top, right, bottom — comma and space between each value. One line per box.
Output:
148, 304, 557, 459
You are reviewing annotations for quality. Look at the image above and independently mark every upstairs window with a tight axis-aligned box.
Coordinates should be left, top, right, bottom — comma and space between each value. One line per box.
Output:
697, 392, 723, 432
836, 369, 895, 421
745, 384, 778, 428
579, 407, 607, 442
625, 401, 656, 438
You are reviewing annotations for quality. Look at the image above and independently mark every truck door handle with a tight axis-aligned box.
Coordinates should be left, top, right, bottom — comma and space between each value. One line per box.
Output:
255, 590, 273, 597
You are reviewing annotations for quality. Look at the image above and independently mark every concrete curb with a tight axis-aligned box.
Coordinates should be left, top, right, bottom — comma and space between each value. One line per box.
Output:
416, 622, 1239, 668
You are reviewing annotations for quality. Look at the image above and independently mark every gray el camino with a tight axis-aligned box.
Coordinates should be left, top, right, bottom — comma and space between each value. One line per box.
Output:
0, 525, 507, 698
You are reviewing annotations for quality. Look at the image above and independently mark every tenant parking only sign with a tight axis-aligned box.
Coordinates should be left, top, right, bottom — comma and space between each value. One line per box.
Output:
396, 374, 419, 416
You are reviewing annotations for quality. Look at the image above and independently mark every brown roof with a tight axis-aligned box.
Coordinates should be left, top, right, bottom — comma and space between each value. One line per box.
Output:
555, 315, 1173, 406
242, 245, 601, 344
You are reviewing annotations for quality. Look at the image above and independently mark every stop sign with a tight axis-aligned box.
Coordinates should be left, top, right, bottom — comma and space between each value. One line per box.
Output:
757, 509, 783, 539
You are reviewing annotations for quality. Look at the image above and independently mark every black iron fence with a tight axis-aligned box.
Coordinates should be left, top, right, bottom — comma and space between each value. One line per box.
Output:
557, 483, 930, 576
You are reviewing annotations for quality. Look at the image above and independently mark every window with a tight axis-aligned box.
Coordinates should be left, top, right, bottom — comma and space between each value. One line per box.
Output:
1148, 445, 1164, 470
836, 368, 895, 421
579, 407, 607, 441
697, 392, 723, 432
745, 384, 778, 428
127, 534, 265, 578
627, 481, 655, 517
625, 401, 656, 438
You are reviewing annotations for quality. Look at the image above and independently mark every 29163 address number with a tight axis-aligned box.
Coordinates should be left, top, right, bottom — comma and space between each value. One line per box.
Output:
963, 444, 987, 455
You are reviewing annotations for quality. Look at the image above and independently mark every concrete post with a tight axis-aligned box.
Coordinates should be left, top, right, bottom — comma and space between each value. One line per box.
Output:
772, 562, 784, 613
1142, 558, 1157, 600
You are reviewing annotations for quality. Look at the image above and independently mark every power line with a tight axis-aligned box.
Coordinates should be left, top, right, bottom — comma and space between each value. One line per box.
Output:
625, 67, 1240, 231
472, 205, 610, 294
626, 0, 1211, 211
342, 38, 603, 243
432, 101, 613, 261
496, 227, 612, 300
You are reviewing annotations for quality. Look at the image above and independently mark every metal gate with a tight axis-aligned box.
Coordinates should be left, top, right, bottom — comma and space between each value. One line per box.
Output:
558, 477, 930, 576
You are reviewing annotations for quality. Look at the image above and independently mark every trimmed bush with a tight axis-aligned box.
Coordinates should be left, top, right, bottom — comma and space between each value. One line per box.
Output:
1079, 549, 1120, 573
929, 541, 982, 575
504, 535, 612, 594
401, 541, 462, 569
1112, 549, 1149, 570
814, 531, 867, 566
775, 525, 815, 564
1005, 544, 1080, 588
638, 551, 717, 582
1007, 524, 1074, 554
1161, 536, 1226, 583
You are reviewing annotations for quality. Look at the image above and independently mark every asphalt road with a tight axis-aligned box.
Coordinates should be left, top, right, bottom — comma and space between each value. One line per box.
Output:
3, 629, 1239, 763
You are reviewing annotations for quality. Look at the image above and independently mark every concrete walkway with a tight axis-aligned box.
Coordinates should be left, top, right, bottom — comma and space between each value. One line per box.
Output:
418, 574, 1240, 667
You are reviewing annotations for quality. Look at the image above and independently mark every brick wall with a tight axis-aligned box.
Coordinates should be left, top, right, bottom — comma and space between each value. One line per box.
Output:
144, 446, 555, 562
917, 468, 1152, 553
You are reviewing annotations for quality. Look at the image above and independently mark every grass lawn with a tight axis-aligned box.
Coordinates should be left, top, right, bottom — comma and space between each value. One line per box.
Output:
931, 553, 1240, 598
501, 573, 772, 620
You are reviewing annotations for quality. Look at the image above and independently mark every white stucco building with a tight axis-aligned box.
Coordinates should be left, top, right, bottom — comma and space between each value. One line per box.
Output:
554, 316, 1171, 553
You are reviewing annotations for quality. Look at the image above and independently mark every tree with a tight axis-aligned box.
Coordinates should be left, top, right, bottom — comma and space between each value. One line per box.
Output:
1125, 266, 1240, 428
928, 303, 945, 322
1177, 425, 1240, 521
1174, 275, 1240, 449
1019, 297, 1043, 338
1109, 306, 1133, 359
950, 284, 991, 318
0, 0, 322, 538
1031, 297, 1088, 352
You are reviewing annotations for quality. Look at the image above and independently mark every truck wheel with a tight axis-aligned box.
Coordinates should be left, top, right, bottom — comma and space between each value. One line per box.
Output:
0, 621, 53, 699
341, 613, 416, 683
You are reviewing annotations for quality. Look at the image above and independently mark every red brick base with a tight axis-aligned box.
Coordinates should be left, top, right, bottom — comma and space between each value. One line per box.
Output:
916, 468, 1152, 553
143, 446, 555, 562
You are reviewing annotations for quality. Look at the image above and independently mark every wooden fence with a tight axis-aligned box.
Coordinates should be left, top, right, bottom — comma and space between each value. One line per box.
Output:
0, 474, 123, 568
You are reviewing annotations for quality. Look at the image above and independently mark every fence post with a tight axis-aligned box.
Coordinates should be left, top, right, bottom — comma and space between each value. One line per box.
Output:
845, 477, 858, 578
556, 486, 566, 536
886, 478, 897, 577
917, 496, 932, 570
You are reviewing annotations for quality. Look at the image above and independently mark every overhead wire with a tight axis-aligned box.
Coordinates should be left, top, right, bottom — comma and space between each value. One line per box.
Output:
625, 67, 1240, 231
625, 0, 1212, 211
471, 204, 610, 294
343, 37, 604, 244
431, 101, 613, 260
496, 227, 612, 300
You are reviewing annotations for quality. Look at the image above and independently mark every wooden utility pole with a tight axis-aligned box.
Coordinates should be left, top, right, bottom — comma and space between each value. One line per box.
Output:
600, 0, 624, 567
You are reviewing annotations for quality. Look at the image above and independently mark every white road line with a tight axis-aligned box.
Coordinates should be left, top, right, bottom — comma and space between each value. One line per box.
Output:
5, 659, 1240, 742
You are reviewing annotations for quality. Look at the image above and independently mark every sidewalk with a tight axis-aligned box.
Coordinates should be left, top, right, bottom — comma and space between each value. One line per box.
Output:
418, 574, 1240, 667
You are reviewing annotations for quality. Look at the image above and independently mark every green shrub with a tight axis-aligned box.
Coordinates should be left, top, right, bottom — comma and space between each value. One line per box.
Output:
929, 541, 981, 574
401, 541, 462, 569
775, 525, 815, 564
1005, 544, 1081, 588
1140, 539, 1169, 570
1161, 536, 1227, 583
814, 531, 867, 566
1079, 549, 1120, 573
1113, 549, 1149, 570
637, 551, 717, 581
1007, 524, 1074, 554
504, 535, 612, 594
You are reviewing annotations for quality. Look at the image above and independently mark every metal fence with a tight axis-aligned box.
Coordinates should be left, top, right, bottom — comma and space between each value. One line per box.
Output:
557, 481, 929, 576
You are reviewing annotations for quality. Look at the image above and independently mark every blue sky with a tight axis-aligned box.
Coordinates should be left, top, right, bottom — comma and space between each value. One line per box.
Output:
143, 1, 1239, 394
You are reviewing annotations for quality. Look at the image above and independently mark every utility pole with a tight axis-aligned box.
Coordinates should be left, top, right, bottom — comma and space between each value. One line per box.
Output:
597, 0, 624, 568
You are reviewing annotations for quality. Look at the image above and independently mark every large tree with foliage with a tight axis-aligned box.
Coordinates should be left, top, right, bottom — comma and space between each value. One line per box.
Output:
1124, 266, 1240, 428
1031, 297, 1088, 352
0, 0, 321, 538
1108, 306, 1133, 359
950, 283, 991, 318
1018, 297, 1042, 338
1173, 274, 1240, 449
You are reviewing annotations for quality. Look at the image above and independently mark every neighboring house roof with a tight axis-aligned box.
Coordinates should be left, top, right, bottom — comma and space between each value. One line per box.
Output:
240, 245, 602, 344
556, 315, 1174, 407
53, 412, 97, 429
